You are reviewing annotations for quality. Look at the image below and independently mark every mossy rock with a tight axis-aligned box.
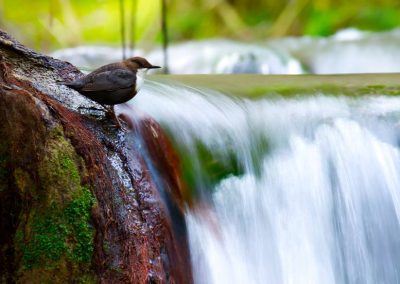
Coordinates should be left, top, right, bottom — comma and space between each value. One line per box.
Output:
14, 126, 96, 283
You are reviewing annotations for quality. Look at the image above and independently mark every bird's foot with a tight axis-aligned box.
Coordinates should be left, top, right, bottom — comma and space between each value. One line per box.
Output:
110, 118, 123, 129
102, 105, 113, 114
102, 105, 126, 130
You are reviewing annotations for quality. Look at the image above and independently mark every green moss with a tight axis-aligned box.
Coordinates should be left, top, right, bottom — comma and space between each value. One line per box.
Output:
21, 206, 68, 269
15, 126, 96, 280
177, 140, 243, 195
37, 127, 85, 204
61, 156, 81, 185
21, 187, 94, 269
64, 186, 95, 264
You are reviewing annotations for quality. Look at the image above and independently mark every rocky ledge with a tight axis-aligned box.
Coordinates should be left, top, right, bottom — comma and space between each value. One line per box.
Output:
0, 30, 192, 284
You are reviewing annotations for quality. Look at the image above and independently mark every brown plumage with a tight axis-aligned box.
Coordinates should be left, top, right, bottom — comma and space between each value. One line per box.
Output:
65, 56, 160, 105
64, 56, 160, 127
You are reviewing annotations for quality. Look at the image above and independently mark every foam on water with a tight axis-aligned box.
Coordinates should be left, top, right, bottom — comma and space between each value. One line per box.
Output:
132, 81, 400, 284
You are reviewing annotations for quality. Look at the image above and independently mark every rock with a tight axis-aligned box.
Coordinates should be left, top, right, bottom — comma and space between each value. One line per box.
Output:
0, 30, 192, 283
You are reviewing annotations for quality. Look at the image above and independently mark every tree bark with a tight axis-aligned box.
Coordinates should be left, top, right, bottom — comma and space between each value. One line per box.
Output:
0, 30, 192, 284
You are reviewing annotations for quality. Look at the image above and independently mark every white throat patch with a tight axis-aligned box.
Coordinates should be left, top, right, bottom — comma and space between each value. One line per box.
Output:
136, 69, 148, 92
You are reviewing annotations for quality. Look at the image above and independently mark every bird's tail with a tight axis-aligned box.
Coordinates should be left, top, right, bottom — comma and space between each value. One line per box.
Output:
55, 79, 70, 85
56, 80, 81, 90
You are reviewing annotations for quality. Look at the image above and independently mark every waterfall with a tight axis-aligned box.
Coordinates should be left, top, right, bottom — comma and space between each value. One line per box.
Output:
50, 30, 400, 283
132, 80, 400, 284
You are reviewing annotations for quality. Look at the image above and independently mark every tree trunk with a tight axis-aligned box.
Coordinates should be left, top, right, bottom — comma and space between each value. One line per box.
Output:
0, 30, 192, 284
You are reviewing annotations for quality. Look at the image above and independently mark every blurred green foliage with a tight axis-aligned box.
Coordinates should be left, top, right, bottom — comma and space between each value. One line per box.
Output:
1, 0, 400, 51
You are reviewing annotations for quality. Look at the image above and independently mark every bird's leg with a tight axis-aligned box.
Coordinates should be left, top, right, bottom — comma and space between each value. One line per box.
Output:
101, 104, 122, 129
100, 104, 112, 113
110, 106, 122, 129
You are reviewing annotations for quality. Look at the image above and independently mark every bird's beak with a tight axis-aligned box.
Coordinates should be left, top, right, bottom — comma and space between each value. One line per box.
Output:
149, 65, 161, 69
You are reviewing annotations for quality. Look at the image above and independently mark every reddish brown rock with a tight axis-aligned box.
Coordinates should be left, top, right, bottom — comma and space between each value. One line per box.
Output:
0, 30, 192, 283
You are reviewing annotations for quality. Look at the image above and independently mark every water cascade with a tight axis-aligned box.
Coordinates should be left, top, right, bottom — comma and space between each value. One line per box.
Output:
131, 80, 400, 284
51, 29, 400, 282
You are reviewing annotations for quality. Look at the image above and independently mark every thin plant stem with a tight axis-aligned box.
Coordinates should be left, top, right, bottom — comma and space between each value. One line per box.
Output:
119, 0, 127, 60
161, 0, 169, 73
129, 0, 137, 56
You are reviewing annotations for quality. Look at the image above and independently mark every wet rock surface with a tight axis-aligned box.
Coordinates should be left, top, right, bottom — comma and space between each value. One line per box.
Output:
0, 30, 192, 283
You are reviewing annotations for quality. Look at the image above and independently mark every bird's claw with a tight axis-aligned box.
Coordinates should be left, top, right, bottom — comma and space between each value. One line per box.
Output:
102, 105, 126, 130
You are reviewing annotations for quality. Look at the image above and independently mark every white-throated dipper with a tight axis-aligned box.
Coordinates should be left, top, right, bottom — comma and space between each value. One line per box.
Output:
64, 56, 160, 127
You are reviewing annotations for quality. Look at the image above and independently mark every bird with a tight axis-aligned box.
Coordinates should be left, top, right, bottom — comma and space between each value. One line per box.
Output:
64, 56, 160, 127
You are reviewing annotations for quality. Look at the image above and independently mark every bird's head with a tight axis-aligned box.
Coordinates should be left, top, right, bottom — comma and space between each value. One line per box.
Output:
125, 57, 161, 71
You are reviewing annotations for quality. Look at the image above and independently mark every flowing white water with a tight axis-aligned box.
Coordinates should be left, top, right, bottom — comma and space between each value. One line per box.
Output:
133, 81, 400, 284
53, 29, 400, 74
268, 29, 400, 74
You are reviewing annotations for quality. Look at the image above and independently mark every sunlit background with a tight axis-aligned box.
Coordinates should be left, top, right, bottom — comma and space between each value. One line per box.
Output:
1, 0, 400, 52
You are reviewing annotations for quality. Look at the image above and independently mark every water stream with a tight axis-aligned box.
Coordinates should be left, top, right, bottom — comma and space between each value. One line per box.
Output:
53, 28, 400, 74
133, 81, 400, 284
52, 29, 400, 283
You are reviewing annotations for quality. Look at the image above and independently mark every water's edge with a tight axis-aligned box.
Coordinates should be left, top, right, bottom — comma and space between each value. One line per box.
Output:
150, 73, 400, 97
